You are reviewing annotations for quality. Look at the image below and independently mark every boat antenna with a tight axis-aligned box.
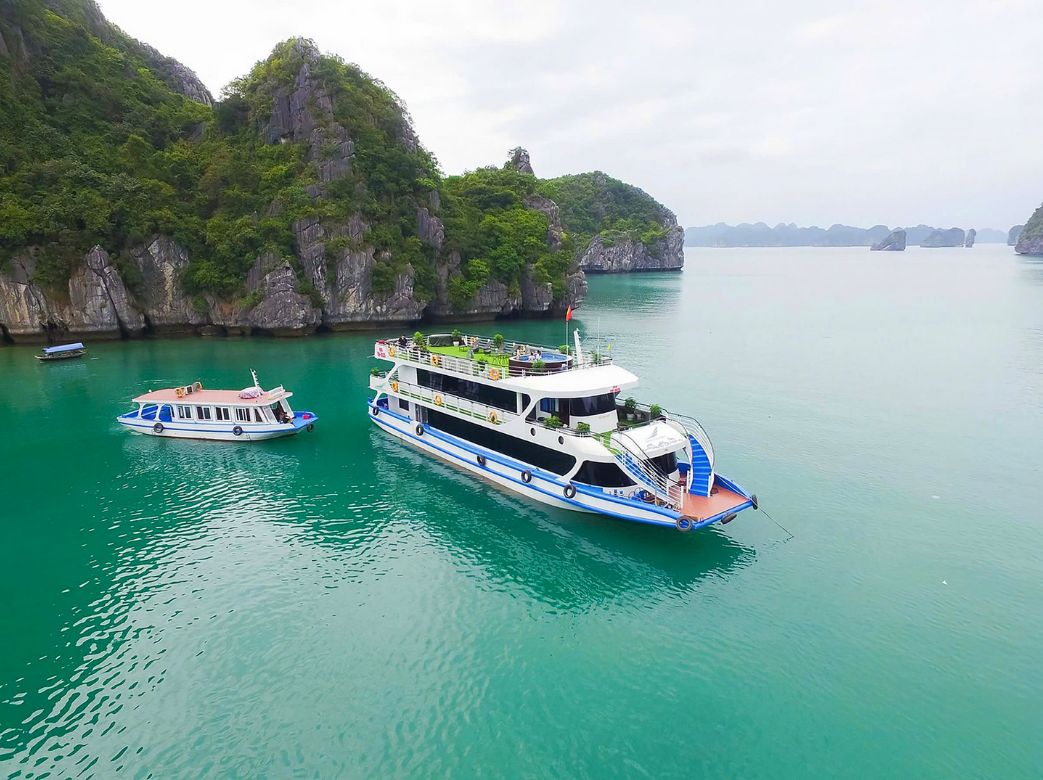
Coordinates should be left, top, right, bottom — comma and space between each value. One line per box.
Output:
251, 368, 260, 389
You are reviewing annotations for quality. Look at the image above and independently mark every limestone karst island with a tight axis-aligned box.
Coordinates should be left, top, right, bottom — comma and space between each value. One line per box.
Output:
0, 5, 682, 342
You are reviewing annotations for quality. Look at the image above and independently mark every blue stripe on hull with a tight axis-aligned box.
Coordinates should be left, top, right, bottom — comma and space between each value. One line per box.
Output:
368, 402, 748, 530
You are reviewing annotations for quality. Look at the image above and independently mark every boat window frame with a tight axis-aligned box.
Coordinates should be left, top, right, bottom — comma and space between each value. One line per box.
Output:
196, 406, 213, 421
214, 406, 231, 421
234, 407, 251, 422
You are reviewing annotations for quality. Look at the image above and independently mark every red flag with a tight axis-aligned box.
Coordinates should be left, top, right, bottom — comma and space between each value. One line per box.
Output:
565, 306, 573, 322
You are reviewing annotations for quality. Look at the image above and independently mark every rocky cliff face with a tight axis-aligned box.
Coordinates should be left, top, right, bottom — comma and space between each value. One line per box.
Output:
1014, 205, 1043, 256
920, 228, 966, 248
1008, 225, 1024, 246
578, 227, 684, 273
964, 229, 976, 248
870, 229, 906, 251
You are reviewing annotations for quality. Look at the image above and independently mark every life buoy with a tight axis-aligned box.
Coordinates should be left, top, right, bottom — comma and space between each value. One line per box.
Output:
152, 422, 164, 434
390, 381, 399, 392
371, 405, 379, 416
477, 454, 486, 467
232, 425, 243, 436
487, 410, 499, 424
469, 337, 478, 347
415, 423, 424, 436
563, 483, 577, 499
175, 387, 185, 399
521, 470, 532, 483
676, 516, 695, 532
434, 394, 444, 407
488, 368, 501, 381
307, 423, 314, 432
431, 355, 441, 367
388, 345, 396, 357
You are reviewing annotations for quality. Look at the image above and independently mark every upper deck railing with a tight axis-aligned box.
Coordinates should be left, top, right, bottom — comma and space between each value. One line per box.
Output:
374, 333, 612, 382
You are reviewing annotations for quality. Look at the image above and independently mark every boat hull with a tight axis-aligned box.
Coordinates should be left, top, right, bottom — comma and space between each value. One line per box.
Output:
116, 413, 317, 442
369, 402, 752, 530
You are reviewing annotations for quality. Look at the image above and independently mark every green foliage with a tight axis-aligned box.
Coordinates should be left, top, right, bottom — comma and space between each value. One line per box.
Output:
575, 421, 591, 434
649, 403, 663, 419
492, 333, 505, 351
1021, 203, 1043, 240
624, 397, 637, 412
451, 328, 463, 342
544, 414, 563, 429
441, 166, 574, 307
412, 330, 426, 348
537, 172, 671, 257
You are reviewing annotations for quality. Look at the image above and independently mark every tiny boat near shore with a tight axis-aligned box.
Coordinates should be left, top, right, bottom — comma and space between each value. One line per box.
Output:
369, 332, 758, 533
36, 342, 86, 361
117, 371, 317, 442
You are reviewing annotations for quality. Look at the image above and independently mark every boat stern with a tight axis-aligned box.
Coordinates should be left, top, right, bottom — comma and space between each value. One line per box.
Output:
290, 411, 318, 432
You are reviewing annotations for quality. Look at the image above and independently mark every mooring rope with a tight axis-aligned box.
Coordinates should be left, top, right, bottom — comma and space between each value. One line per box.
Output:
759, 506, 794, 541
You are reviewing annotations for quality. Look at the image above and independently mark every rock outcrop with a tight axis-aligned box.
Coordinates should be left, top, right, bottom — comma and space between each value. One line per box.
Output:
509, 147, 534, 175
870, 229, 906, 251
578, 228, 684, 273
1014, 205, 1043, 256
920, 228, 966, 248
1008, 225, 1024, 246
964, 229, 976, 248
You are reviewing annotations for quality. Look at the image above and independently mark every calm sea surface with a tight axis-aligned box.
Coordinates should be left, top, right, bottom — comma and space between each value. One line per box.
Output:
1, 246, 1040, 778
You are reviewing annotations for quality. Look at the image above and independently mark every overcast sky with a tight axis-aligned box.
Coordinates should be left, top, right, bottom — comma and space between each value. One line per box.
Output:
98, 0, 1042, 229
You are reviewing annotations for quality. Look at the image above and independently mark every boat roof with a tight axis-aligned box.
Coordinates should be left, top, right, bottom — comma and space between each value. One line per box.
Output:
503, 364, 638, 396
132, 387, 292, 405
43, 342, 85, 354
617, 421, 689, 457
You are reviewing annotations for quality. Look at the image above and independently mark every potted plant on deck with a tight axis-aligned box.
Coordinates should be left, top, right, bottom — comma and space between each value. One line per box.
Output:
575, 421, 591, 435
413, 331, 427, 351
624, 397, 638, 421
649, 403, 663, 420
493, 333, 505, 353
452, 328, 463, 347
544, 414, 563, 429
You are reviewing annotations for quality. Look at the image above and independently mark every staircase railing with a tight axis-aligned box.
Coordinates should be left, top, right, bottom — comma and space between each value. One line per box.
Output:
611, 429, 683, 510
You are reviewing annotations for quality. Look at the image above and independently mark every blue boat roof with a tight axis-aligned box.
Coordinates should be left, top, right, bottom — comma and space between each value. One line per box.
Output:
43, 342, 85, 354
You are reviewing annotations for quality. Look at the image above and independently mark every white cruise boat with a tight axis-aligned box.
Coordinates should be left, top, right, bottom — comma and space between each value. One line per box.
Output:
369, 333, 757, 532
117, 371, 317, 442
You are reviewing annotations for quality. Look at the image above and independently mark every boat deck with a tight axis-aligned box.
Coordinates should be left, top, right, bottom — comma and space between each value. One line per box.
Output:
682, 486, 750, 519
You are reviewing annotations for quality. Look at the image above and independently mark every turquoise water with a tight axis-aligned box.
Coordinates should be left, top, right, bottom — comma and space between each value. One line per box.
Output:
1, 245, 1040, 777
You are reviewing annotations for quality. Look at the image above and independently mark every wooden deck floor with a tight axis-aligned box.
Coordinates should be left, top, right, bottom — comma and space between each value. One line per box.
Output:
681, 486, 750, 519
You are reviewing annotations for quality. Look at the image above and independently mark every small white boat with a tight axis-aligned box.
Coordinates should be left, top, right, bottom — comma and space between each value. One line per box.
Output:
36, 342, 86, 361
117, 371, 317, 442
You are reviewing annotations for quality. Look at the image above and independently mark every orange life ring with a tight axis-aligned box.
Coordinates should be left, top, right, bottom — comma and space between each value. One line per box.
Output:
488, 410, 499, 423
488, 367, 501, 381
469, 337, 478, 347
431, 355, 441, 367
194, 381, 203, 391
390, 381, 399, 392
434, 394, 444, 406
387, 345, 396, 357
175, 387, 185, 399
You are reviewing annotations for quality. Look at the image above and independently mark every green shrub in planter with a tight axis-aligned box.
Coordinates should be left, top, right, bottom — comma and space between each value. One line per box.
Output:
650, 403, 663, 419
576, 422, 591, 434
545, 415, 563, 429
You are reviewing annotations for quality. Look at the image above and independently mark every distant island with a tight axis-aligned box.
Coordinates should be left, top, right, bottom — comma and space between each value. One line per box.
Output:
685, 222, 1009, 248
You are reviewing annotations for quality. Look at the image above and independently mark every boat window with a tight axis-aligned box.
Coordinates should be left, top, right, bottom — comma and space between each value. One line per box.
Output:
215, 407, 231, 421
573, 460, 635, 488
176, 405, 192, 419
235, 408, 250, 422
569, 393, 616, 417
416, 369, 517, 412
196, 406, 212, 421
426, 409, 576, 475
648, 451, 680, 474
254, 408, 264, 423
398, 398, 410, 412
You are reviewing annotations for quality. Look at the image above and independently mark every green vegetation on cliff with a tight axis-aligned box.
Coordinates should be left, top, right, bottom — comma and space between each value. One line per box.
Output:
4, 1, 688, 316
537, 172, 671, 251
442, 166, 571, 308
1019, 203, 1043, 241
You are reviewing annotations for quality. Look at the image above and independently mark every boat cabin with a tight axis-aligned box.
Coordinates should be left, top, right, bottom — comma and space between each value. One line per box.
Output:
123, 383, 296, 426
